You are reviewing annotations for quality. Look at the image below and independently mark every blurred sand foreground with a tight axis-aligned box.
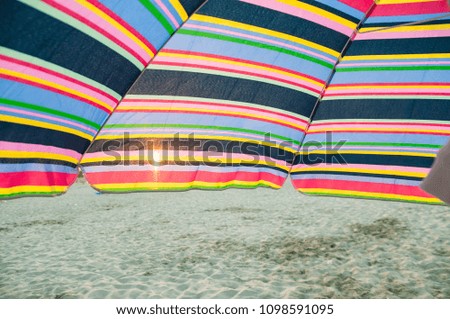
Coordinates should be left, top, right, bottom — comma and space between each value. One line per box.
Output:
0, 178, 449, 298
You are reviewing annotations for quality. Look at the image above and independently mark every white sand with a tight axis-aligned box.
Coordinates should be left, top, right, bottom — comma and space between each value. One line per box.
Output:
0, 178, 449, 298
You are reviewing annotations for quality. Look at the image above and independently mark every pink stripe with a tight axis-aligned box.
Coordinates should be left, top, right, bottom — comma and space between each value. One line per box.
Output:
310, 123, 450, 132
155, 0, 181, 27
45, 0, 150, 64
99, 128, 302, 143
356, 29, 450, 40
119, 102, 306, 125
0, 106, 97, 135
293, 163, 430, 174
0, 141, 82, 159
154, 56, 322, 91
342, 61, 450, 67
240, 0, 354, 36
336, 146, 440, 153
326, 88, 450, 95
185, 23, 337, 64
85, 169, 285, 186
1, 54, 118, 104
1, 58, 117, 108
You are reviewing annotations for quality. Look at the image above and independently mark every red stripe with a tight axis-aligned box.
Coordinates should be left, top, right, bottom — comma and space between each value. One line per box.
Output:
324, 92, 450, 97
0, 54, 118, 104
338, 0, 373, 13
88, 0, 157, 55
43, 0, 148, 66
370, 1, 449, 16
85, 170, 285, 186
0, 74, 112, 114
122, 99, 309, 124
0, 172, 76, 188
153, 61, 322, 94
292, 178, 435, 198
115, 109, 307, 131
161, 49, 326, 85
330, 82, 449, 88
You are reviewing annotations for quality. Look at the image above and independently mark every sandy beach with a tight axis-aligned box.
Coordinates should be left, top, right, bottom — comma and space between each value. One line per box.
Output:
0, 178, 449, 298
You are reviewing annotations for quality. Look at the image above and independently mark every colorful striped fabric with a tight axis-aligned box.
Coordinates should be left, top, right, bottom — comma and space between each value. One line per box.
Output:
81, 0, 370, 192
0, 0, 205, 199
291, 0, 450, 204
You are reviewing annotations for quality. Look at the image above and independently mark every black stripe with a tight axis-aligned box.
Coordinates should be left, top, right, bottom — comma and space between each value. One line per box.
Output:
313, 99, 450, 121
364, 16, 450, 28
294, 153, 434, 168
0, 158, 77, 168
0, 122, 90, 153
347, 37, 450, 55
179, 0, 205, 15
197, 0, 349, 52
131, 69, 317, 116
87, 137, 297, 163
290, 170, 423, 181
0, 0, 140, 95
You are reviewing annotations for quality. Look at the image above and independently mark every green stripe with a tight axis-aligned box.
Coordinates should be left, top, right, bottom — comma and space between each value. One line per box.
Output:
338, 66, 450, 72
0, 191, 63, 199
0, 98, 100, 129
104, 123, 301, 145
138, 0, 174, 34
178, 29, 334, 69
99, 183, 276, 193
302, 141, 441, 149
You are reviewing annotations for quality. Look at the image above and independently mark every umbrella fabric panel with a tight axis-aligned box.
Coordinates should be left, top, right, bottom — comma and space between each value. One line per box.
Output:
0, 0, 205, 199
291, 0, 450, 204
81, 0, 368, 193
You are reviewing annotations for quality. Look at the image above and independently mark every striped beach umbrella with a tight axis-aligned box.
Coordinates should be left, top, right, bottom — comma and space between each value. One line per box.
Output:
1, 0, 449, 204
0, 0, 206, 199
291, 0, 450, 204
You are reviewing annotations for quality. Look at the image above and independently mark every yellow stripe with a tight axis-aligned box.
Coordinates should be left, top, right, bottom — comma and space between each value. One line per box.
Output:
94, 180, 281, 190
192, 14, 340, 58
1, 114, 92, 141
307, 127, 450, 134
117, 107, 307, 130
0, 68, 114, 112
291, 166, 426, 178
278, 0, 357, 29
299, 150, 436, 157
0, 185, 67, 195
75, 0, 154, 59
169, 0, 188, 21
299, 188, 441, 203
158, 51, 324, 88
0, 151, 78, 164
344, 53, 450, 61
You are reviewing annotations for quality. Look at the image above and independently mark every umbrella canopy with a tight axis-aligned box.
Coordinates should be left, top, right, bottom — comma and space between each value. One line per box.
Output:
81, 0, 373, 192
1, 0, 449, 204
291, 0, 450, 204
0, 0, 206, 199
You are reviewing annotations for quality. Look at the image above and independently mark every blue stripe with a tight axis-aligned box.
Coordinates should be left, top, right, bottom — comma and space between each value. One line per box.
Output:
0, 79, 109, 124
164, 33, 335, 80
